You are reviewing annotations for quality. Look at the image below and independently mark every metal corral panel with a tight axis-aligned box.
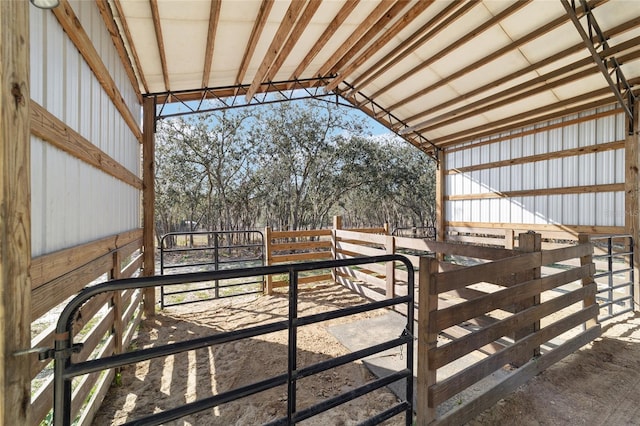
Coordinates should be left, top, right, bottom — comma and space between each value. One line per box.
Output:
445, 105, 625, 228
30, 3, 141, 257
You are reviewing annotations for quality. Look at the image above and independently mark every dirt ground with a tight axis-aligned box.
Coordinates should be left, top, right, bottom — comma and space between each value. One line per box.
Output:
94, 282, 640, 425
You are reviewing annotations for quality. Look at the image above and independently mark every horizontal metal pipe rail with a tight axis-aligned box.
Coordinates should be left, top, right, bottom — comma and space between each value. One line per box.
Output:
53, 255, 415, 426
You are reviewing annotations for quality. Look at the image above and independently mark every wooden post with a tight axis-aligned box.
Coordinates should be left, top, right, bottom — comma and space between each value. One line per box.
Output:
625, 100, 640, 310
505, 228, 515, 249
417, 257, 438, 425
578, 233, 598, 328
142, 96, 155, 317
332, 216, 342, 283
0, 1, 31, 423
264, 226, 273, 295
435, 149, 445, 242
512, 231, 542, 365
111, 251, 123, 359
385, 235, 395, 298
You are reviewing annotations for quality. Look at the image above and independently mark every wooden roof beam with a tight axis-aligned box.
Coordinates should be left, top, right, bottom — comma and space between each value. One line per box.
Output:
399, 10, 637, 127
324, 0, 434, 93
263, 0, 322, 84
433, 80, 640, 148
411, 36, 640, 134
346, 1, 472, 98
95, 0, 142, 103
313, 0, 398, 80
369, 0, 531, 101
287, 0, 360, 85
235, 0, 274, 90
52, 0, 142, 141
149, 0, 170, 92
322, 0, 411, 86
202, 0, 222, 88
245, 0, 307, 101
112, 0, 149, 94
387, 0, 608, 114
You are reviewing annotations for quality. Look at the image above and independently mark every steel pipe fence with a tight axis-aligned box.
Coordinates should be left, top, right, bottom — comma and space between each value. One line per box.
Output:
51, 255, 415, 426
159, 230, 265, 307
591, 234, 635, 322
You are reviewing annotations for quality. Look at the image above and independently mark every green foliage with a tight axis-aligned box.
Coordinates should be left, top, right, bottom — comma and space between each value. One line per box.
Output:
155, 100, 436, 232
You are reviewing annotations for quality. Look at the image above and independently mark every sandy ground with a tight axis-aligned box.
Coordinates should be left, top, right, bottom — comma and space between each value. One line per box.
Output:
94, 280, 640, 426
470, 312, 640, 425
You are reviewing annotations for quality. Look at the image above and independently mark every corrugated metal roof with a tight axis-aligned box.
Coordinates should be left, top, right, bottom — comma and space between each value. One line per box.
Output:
106, 0, 640, 152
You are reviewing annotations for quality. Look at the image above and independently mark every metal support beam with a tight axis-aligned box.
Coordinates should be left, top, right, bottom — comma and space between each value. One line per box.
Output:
150, 76, 349, 122
337, 81, 441, 161
561, 0, 637, 134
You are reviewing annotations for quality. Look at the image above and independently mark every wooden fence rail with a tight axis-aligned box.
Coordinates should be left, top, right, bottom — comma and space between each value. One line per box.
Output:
417, 233, 600, 425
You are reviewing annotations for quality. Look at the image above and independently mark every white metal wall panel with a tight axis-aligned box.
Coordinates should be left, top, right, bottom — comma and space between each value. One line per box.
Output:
30, 3, 142, 257
445, 106, 625, 229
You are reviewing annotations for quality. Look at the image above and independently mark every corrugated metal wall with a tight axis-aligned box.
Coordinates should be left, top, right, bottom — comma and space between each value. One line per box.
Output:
445, 105, 625, 229
30, 5, 141, 257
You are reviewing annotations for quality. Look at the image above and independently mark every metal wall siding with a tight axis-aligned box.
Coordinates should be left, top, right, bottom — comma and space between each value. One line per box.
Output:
444, 106, 625, 228
30, 2, 142, 257
30, 7, 44, 104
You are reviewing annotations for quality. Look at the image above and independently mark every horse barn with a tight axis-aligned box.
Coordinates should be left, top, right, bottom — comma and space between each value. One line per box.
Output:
3, 0, 640, 424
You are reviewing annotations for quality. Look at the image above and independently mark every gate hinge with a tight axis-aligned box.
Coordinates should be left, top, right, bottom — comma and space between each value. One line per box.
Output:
14, 343, 83, 361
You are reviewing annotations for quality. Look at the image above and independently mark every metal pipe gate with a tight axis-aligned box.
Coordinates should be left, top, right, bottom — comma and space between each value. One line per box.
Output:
159, 230, 265, 307
51, 255, 415, 425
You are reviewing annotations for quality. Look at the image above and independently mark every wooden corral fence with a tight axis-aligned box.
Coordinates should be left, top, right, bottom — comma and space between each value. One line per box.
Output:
263, 219, 387, 293
30, 229, 144, 426
416, 233, 600, 425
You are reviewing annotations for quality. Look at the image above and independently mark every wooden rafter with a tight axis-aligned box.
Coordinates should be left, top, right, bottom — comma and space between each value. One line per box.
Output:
313, 0, 398, 79
324, 0, 434, 93
369, 0, 531, 101
202, 0, 222, 88
347, 1, 467, 95
324, 0, 411, 81
95, 0, 142, 103
235, 0, 274, 88
434, 85, 637, 148
287, 0, 360, 83
411, 37, 640, 134
149, 0, 170, 92
263, 0, 322, 84
387, 0, 608, 115
112, 0, 149, 94
52, 0, 142, 141
245, 0, 307, 101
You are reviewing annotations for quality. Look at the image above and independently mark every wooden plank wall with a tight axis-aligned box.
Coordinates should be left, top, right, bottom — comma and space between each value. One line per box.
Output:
30, 231, 144, 426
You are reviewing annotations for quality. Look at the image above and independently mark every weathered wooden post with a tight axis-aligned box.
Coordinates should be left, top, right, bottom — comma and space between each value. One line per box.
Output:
142, 96, 156, 317
512, 231, 542, 365
331, 216, 342, 283
578, 233, 598, 328
0, 1, 31, 422
417, 256, 438, 425
386, 234, 396, 298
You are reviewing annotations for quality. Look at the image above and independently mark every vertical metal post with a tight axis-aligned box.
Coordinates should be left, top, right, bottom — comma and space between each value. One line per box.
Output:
214, 232, 220, 298
53, 336, 73, 426
160, 239, 165, 309
608, 236, 614, 318
287, 267, 298, 423
630, 236, 635, 305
